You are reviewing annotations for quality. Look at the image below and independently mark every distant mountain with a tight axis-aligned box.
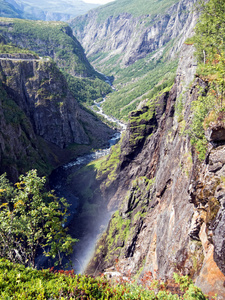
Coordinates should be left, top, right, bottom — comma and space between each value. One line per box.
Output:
0, 0, 32, 19
1, 0, 99, 21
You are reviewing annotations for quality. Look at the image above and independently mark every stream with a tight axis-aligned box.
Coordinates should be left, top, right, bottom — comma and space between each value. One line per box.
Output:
49, 96, 126, 273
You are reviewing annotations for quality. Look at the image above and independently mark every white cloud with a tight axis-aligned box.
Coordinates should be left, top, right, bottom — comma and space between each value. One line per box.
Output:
83, 0, 115, 4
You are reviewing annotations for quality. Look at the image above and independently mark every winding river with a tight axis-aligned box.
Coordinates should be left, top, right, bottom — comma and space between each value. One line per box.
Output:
49, 97, 125, 273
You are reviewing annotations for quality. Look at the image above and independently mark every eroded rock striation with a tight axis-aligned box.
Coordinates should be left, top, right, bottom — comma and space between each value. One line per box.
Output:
86, 44, 225, 298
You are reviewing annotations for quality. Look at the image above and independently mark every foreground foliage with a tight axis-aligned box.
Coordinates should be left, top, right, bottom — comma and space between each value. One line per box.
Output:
0, 170, 77, 268
0, 258, 208, 299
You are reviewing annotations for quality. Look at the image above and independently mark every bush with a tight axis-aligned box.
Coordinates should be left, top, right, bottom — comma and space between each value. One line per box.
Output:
0, 259, 208, 299
0, 170, 77, 268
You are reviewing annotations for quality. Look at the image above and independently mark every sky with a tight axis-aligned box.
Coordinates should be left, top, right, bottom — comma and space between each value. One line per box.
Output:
83, 0, 115, 4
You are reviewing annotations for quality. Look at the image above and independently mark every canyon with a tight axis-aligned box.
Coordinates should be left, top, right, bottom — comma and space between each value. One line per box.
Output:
0, 0, 225, 298
69, 0, 225, 298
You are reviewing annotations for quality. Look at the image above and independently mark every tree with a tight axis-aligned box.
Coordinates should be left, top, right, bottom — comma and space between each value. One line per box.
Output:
195, 0, 225, 67
195, 0, 225, 93
195, 0, 225, 111
188, 0, 225, 159
0, 169, 77, 268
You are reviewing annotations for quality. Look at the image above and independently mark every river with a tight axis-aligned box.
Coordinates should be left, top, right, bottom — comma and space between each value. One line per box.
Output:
49, 98, 125, 273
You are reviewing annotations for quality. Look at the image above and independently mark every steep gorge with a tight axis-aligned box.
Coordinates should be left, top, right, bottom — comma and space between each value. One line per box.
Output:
1, 0, 225, 297
67, 1, 225, 296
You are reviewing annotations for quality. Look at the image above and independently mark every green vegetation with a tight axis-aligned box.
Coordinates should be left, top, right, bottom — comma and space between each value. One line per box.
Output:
190, 0, 225, 159
0, 42, 38, 56
93, 0, 179, 23
71, 2, 180, 121
96, 175, 155, 265
99, 50, 178, 121
96, 99, 157, 191
97, 142, 121, 187
0, 259, 208, 299
0, 17, 113, 114
106, 210, 131, 257
129, 100, 156, 145
64, 73, 111, 105
0, 17, 98, 77
0, 170, 77, 268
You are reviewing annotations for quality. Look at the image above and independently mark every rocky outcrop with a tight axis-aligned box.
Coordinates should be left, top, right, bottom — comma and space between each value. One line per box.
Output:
71, 0, 198, 67
85, 44, 225, 298
205, 123, 225, 142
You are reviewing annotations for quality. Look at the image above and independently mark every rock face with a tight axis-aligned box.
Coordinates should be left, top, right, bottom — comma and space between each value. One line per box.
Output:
86, 44, 225, 298
0, 55, 114, 179
205, 123, 225, 142
0, 79, 50, 181
71, 0, 198, 67
0, 56, 86, 148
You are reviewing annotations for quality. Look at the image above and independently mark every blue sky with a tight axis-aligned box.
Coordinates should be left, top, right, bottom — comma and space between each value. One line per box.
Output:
83, 0, 115, 4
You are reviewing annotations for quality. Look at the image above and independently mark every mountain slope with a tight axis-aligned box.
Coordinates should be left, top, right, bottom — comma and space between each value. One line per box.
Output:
0, 18, 96, 77
0, 17, 115, 180
0, 0, 31, 19
0, 80, 51, 181
78, 1, 225, 297
0, 17, 112, 104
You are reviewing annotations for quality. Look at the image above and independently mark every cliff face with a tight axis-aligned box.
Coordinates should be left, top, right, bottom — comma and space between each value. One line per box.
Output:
0, 54, 114, 179
86, 44, 225, 298
71, 0, 197, 67
0, 55, 87, 148
0, 80, 50, 181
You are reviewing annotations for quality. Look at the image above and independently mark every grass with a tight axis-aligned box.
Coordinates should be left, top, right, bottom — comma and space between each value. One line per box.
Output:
97, 142, 121, 187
